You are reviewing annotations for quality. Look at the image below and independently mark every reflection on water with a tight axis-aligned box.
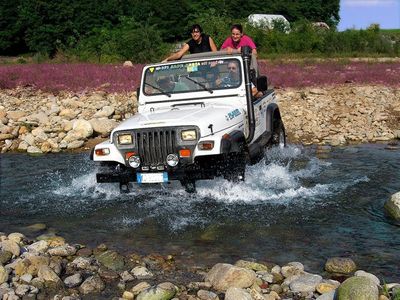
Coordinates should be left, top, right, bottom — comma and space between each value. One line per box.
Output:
0, 144, 399, 281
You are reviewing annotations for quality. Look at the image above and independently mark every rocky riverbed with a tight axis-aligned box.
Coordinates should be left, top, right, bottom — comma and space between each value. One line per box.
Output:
1, 228, 399, 300
0, 84, 399, 153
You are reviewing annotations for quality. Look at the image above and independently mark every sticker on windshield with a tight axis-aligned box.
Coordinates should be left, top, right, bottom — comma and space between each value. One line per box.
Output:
225, 109, 241, 121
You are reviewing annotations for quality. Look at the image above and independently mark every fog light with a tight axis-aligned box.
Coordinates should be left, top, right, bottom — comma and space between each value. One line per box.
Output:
128, 156, 141, 168
95, 148, 110, 156
166, 154, 179, 167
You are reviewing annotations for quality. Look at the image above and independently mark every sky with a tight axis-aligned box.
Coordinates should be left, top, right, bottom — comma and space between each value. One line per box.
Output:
338, 0, 400, 30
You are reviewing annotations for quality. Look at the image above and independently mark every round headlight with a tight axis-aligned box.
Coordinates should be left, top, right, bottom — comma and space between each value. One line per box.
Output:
166, 154, 179, 167
128, 155, 141, 168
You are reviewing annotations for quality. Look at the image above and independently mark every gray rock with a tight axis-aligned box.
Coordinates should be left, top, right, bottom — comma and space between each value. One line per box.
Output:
281, 262, 305, 278
20, 274, 33, 284
27, 145, 42, 154
336, 276, 378, 300
384, 191, 400, 220
136, 282, 176, 300
15, 284, 30, 297
205, 263, 256, 292
325, 257, 356, 275
48, 245, 77, 257
0, 240, 20, 256
95, 250, 125, 271
26, 240, 49, 253
131, 266, 154, 280
67, 140, 84, 149
94, 106, 114, 118
79, 275, 105, 294
37, 265, 62, 288
0, 250, 12, 264
289, 273, 322, 293
316, 290, 336, 300
0, 265, 8, 284
70, 256, 94, 270
197, 289, 219, 300
354, 270, 380, 285
72, 119, 93, 139
64, 273, 82, 288
224, 287, 252, 300
234, 260, 269, 272
89, 118, 118, 136
7, 111, 26, 120
120, 270, 135, 282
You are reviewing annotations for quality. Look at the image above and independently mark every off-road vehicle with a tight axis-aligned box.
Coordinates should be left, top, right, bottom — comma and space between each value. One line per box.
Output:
91, 47, 286, 192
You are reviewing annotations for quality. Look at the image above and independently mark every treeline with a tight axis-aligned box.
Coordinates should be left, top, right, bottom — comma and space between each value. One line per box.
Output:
1, 0, 398, 63
1, 0, 339, 56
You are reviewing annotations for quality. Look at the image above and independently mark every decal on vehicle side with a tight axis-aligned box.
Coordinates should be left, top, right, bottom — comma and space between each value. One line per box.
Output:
225, 109, 241, 121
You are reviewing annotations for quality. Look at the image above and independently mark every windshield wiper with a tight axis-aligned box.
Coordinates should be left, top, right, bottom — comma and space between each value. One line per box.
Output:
183, 75, 213, 94
144, 82, 171, 97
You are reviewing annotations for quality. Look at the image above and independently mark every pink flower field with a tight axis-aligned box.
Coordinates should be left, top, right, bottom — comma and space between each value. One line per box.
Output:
0, 61, 399, 93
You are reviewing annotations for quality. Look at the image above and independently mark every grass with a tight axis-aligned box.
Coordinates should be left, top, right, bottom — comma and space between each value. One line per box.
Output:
0, 61, 399, 93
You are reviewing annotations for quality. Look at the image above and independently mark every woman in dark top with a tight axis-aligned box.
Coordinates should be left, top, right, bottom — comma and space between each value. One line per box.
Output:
162, 24, 217, 62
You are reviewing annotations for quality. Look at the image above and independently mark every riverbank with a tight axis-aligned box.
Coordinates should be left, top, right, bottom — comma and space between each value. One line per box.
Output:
1, 229, 399, 300
0, 85, 399, 153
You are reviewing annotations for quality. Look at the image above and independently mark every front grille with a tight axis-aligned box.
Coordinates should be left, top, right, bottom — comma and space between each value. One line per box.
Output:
136, 129, 176, 165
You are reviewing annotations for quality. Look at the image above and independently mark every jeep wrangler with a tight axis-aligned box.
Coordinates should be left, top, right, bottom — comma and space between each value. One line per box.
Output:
91, 47, 285, 193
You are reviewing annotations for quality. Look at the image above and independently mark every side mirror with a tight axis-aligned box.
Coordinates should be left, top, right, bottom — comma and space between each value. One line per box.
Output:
256, 76, 268, 92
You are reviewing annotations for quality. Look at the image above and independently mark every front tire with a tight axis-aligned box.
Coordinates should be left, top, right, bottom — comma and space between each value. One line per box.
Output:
180, 179, 196, 193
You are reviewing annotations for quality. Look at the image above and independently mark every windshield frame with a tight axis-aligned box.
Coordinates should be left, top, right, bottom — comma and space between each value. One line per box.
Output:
141, 57, 243, 97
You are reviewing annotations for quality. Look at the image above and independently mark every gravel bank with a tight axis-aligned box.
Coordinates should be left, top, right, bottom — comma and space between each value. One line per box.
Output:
1, 229, 399, 300
0, 85, 399, 153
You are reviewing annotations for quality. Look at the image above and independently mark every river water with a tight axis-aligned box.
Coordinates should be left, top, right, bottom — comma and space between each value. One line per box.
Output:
1, 143, 399, 281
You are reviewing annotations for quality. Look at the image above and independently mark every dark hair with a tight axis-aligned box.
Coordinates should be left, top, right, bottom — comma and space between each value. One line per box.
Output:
231, 24, 243, 33
191, 24, 203, 33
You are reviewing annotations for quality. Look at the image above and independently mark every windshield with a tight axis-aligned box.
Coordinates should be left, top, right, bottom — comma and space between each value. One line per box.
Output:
143, 58, 242, 96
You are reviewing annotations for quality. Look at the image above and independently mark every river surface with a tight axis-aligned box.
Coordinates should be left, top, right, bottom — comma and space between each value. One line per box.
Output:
1, 143, 399, 281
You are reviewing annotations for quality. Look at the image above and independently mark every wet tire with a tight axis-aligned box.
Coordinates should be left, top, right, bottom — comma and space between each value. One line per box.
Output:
180, 179, 196, 193
223, 152, 246, 182
271, 120, 286, 148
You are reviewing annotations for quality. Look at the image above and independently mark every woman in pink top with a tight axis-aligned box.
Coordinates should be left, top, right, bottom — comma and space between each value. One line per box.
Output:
221, 24, 257, 55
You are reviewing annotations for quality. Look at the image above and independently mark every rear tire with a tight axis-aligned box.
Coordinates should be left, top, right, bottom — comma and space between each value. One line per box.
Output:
271, 120, 286, 148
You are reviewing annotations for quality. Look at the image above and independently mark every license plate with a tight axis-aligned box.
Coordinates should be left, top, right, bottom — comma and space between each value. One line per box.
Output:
136, 172, 168, 183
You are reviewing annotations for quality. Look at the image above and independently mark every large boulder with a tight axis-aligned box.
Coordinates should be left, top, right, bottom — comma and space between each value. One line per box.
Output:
205, 263, 257, 292
336, 276, 378, 300
384, 191, 400, 220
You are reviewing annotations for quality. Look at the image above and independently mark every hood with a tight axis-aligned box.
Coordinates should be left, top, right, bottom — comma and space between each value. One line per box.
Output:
113, 104, 244, 137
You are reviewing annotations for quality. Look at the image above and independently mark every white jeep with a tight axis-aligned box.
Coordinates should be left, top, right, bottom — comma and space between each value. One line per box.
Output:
91, 47, 286, 192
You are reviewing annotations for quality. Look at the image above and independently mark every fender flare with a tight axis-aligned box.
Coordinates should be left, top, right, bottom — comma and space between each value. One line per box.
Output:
266, 103, 282, 133
220, 130, 246, 153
